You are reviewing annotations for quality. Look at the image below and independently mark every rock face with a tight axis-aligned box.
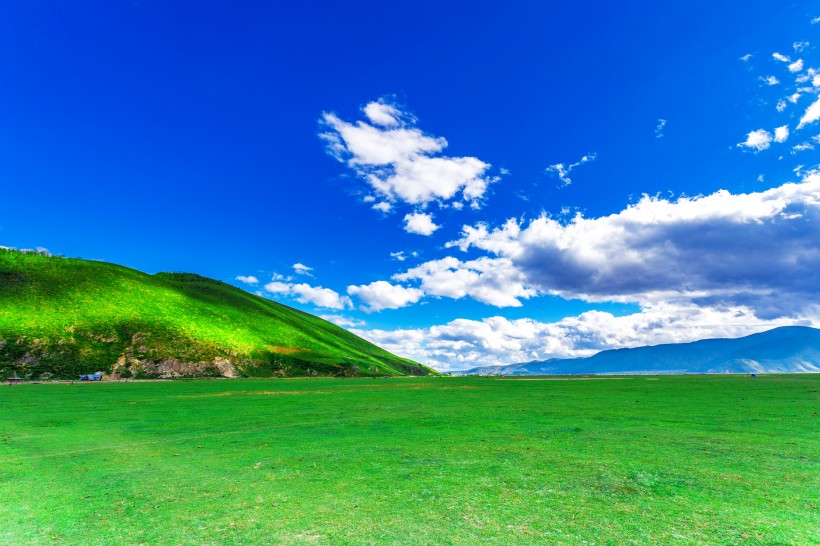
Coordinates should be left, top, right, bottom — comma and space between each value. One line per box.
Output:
451, 326, 820, 376
111, 355, 238, 379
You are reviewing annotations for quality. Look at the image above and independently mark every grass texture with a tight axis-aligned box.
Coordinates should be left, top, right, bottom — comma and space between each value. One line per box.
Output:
0, 374, 816, 544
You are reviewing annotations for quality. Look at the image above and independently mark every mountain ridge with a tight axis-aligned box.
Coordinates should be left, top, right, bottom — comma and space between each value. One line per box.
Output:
449, 326, 820, 376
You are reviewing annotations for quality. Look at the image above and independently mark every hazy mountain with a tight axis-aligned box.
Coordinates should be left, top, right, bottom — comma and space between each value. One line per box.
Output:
450, 326, 820, 375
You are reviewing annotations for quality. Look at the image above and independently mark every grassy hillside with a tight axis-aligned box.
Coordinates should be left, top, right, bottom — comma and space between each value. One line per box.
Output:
1, 375, 817, 543
0, 248, 432, 379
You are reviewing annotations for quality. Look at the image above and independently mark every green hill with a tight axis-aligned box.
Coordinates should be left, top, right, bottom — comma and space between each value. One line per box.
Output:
0, 248, 433, 379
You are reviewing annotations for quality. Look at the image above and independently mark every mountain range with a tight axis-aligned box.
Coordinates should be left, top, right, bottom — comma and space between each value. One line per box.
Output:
449, 326, 820, 376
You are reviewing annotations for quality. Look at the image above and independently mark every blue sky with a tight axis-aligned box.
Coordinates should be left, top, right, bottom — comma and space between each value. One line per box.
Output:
2, 1, 819, 370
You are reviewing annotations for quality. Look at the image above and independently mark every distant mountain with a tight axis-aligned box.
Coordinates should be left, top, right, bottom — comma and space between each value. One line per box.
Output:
450, 326, 820, 376
0, 249, 434, 379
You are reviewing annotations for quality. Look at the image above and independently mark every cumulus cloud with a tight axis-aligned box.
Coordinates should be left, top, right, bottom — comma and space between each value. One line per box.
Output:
235, 275, 259, 285
403, 211, 440, 235
546, 153, 597, 186
320, 99, 496, 209
292, 263, 313, 276
777, 99, 788, 112
797, 95, 820, 129
449, 174, 820, 318
774, 125, 789, 143
347, 281, 424, 312
393, 256, 538, 307
354, 303, 815, 371
264, 281, 351, 310
788, 59, 804, 73
761, 76, 780, 85
737, 129, 773, 151
772, 52, 791, 63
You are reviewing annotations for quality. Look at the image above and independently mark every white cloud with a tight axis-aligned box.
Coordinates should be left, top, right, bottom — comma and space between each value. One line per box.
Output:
264, 281, 351, 310
372, 202, 392, 213
403, 212, 440, 235
292, 263, 313, 276
813, 17, 820, 24
777, 99, 787, 112
792, 142, 815, 153
774, 125, 789, 143
449, 174, 820, 318
655, 119, 667, 138
347, 281, 424, 312
772, 52, 791, 63
793, 41, 810, 52
788, 59, 804, 73
393, 256, 538, 307
362, 99, 403, 127
761, 76, 780, 85
797, 95, 820, 129
320, 99, 496, 209
546, 153, 597, 186
355, 303, 815, 371
739, 54, 752, 62
319, 314, 366, 328
788, 93, 802, 104
737, 129, 772, 151
235, 275, 259, 285
796, 68, 818, 84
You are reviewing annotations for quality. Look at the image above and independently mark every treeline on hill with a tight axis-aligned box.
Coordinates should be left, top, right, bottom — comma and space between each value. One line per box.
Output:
0, 248, 432, 380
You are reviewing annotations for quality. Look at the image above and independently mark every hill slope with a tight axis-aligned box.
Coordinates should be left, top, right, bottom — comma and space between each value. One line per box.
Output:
451, 326, 820, 375
0, 249, 433, 379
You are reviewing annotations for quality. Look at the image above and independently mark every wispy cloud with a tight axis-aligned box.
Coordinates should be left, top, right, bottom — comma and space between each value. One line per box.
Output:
292, 263, 313, 276
655, 118, 667, 138
797, 95, 820, 129
546, 153, 597, 186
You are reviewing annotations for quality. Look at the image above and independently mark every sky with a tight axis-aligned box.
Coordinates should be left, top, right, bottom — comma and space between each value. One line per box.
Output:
1, 1, 819, 371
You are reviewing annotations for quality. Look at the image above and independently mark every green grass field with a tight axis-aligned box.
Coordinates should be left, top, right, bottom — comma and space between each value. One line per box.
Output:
1, 375, 817, 544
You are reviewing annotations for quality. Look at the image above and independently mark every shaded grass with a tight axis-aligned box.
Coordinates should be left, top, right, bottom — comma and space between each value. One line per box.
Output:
0, 374, 817, 544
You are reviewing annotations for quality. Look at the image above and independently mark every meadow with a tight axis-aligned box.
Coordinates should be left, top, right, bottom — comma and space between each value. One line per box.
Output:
0, 375, 817, 544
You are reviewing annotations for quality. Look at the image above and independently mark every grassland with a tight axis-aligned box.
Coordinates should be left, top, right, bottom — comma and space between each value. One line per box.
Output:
0, 248, 429, 379
0, 374, 816, 544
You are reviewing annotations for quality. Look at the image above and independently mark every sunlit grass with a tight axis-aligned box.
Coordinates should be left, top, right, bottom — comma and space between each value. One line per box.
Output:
0, 374, 816, 544
0, 249, 427, 378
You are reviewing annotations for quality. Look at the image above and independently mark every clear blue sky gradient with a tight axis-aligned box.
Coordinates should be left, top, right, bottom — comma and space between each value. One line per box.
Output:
1, 1, 816, 332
